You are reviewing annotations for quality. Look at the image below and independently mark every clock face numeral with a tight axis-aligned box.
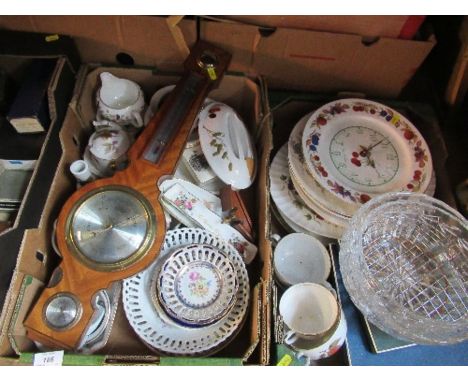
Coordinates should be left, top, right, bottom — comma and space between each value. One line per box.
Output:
329, 125, 399, 187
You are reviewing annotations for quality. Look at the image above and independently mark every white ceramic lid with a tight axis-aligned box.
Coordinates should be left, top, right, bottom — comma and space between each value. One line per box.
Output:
198, 102, 256, 190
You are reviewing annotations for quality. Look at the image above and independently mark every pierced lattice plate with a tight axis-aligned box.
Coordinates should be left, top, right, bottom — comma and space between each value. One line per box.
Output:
122, 228, 249, 356
157, 244, 238, 326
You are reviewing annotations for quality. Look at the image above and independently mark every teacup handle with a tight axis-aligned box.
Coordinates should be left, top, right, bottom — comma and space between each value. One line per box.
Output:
296, 352, 316, 366
284, 330, 298, 346
131, 111, 144, 128
270, 233, 281, 247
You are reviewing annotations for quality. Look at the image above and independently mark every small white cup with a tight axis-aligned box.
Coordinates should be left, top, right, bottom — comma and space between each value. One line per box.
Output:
280, 283, 340, 349
273, 233, 331, 287
70, 160, 94, 183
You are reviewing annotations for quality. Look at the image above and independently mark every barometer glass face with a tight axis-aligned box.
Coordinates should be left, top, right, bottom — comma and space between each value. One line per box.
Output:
68, 187, 152, 267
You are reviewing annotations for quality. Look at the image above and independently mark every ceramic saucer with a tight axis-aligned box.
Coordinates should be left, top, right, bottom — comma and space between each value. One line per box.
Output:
198, 102, 256, 190
157, 244, 238, 326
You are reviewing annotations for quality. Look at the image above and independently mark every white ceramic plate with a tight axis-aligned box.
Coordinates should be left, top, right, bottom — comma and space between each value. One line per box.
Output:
270, 144, 343, 240
198, 102, 256, 190
302, 99, 433, 208
122, 228, 249, 356
157, 243, 238, 326
290, 167, 349, 228
288, 113, 356, 217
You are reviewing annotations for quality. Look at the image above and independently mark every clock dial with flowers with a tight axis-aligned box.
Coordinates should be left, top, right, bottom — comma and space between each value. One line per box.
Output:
329, 125, 399, 188
302, 99, 433, 203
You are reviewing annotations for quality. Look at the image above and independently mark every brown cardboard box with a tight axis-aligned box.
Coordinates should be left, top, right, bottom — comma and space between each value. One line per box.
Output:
0, 16, 196, 70
0, 65, 272, 365
200, 19, 436, 98
209, 15, 426, 39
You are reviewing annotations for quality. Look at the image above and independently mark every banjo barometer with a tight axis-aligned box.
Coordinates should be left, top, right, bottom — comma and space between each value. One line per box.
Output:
24, 41, 231, 349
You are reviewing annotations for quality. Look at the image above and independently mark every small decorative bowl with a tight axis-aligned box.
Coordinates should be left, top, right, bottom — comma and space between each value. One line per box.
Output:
156, 244, 238, 326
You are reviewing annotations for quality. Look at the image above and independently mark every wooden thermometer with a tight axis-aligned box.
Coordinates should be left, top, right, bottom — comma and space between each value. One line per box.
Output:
24, 41, 231, 350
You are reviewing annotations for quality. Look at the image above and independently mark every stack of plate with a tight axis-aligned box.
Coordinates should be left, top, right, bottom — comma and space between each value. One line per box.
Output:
270, 99, 435, 242
122, 228, 249, 356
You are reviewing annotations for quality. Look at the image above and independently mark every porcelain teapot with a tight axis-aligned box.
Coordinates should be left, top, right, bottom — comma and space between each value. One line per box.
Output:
96, 72, 145, 128
84, 123, 131, 178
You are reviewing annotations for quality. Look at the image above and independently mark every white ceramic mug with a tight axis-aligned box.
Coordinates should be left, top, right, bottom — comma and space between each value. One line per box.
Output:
96, 72, 145, 128
272, 233, 331, 287
279, 283, 341, 350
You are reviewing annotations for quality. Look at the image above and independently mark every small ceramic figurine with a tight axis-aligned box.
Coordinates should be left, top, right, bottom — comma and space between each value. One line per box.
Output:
96, 72, 145, 128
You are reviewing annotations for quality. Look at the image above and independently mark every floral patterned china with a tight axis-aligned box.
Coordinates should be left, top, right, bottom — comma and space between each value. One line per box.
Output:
270, 144, 343, 240
156, 244, 238, 326
302, 99, 433, 210
288, 113, 355, 218
198, 102, 256, 190
123, 228, 249, 356
96, 72, 145, 128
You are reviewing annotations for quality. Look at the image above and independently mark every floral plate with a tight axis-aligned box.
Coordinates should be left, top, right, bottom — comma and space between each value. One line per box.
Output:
301, 99, 433, 209
289, 113, 357, 217
122, 228, 249, 356
157, 244, 238, 326
198, 102, 256, 190
270, 144, 343, 240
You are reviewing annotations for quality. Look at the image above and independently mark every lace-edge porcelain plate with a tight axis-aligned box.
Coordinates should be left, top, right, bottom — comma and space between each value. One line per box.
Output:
122, 228, 249, 356
157, 243, 238, 326
301, 99, 433, 207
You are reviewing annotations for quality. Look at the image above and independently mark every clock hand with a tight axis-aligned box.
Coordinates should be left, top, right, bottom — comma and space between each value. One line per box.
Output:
113, 214, 145, 228
78, 225, 113, 241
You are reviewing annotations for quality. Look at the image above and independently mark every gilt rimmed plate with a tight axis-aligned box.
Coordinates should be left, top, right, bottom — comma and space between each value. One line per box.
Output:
198, 102, 256, 190
302, 99, 433, 208
270, 144, 343, 240
157, 244, 238, 326
122, 228, 249, 356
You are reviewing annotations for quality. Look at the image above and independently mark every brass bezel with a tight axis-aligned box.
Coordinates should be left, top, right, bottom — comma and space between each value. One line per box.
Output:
65, 185, 157, 272
43, 292, 83, 331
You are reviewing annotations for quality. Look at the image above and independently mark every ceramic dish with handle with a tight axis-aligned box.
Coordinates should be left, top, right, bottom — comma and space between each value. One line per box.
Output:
302, 99, 433, 209
198, 102, 256, 190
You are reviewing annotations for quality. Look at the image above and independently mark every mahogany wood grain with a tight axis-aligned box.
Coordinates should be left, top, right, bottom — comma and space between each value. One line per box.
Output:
24, 41, 231, 350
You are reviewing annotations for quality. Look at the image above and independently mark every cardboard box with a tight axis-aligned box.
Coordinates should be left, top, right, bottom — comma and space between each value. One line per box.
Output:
0, 55, 76, 356
0, 65, 272, 365
0, 16, 196, 70
209, 16, 426, 40
200, 19, 436, 98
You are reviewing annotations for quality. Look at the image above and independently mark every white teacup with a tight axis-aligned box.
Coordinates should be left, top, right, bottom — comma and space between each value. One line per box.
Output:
280, 283, 340, 350
273, 233, 331, 287
295, 310, 347, 364
96, 72, 145, 128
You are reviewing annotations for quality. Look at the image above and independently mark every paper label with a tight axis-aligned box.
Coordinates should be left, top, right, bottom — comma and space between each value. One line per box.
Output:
277, 354, 293, 366
9, 117, 45, 133
33, 351, 64, 366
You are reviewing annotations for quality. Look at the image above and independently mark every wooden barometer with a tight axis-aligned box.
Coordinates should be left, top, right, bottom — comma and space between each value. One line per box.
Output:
24, 41, 231, 350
